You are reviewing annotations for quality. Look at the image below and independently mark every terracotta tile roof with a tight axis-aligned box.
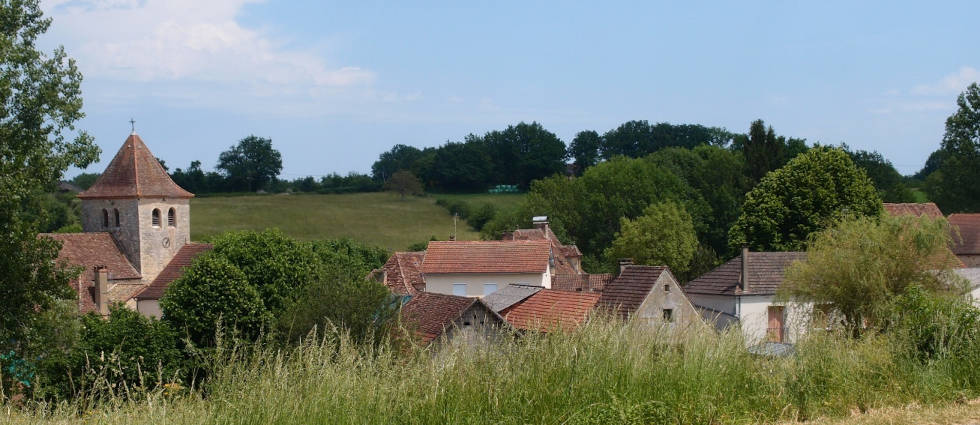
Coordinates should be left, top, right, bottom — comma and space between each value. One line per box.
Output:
421, 240, 551, 274
950, 214, 980, 255
399, 292, 498, 343
883, 203, 944, 218
380, 252, 426, 295
482, 284, 542, 312
135, 243, 213, 300
78, 133, 194, 199
683, 251, 806, 296
550, 273, 613, 292
598, 266, 668, 317
41, 233, 141, 282
501, 289, 600, 332
502, 225, 583, 274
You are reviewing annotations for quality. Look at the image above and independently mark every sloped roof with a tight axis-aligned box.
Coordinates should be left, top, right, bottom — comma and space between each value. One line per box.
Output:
551, 273, 613, 292
501, 289, 600, 332
482, 284, 542, 312
421, 240, 550, 274
380, 252, 426, 295
950, 214, 980, 255
41, 233, 141, 282
598, 266, 668, 317
135, 243, 213, 300
683, 252, 806, 296
399, 292, 500, 343
78, 133, 194, 199
883, 202, 944, 218
503, 225, 583, 274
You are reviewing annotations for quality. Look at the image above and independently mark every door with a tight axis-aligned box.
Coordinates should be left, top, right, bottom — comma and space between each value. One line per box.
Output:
767, 306, 785, 342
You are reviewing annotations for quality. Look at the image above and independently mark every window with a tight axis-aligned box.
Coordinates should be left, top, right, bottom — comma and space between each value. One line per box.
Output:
114, 209, 120, 227
151, 209, 161, 227
664, 283, 670, 292
102, 209, 109, 227
483, 283, 498, 296
663, 309, 674, 322
168, 208, 176, 227
452, 283, 467, 297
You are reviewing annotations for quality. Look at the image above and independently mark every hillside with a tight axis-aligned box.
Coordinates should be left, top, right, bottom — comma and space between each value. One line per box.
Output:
190, 192, 523, 251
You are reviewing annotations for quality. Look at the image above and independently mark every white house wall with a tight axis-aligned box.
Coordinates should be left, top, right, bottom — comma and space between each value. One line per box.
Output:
738, 295, 812, 344
685, 293, 737, 315
425, 272, 548, 297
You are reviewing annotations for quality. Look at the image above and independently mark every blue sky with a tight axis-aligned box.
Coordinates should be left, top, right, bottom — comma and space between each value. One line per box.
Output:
42, 0, 979, 177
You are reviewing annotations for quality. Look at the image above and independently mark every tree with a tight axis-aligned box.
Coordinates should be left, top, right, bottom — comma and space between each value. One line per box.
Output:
480, 122, 567, 188
427, 141, 493, 192
845, 148, 915, 203
70, 173, 100, 190
569, 130, 601, 175
728, 147, 882, 251
742, 120, 785, 181
384, 170, 423, 199
603, 201, 698, 277
0, 1, 99, 355
216, 135, 282, 192
371, 144, 424, 182
927, 83, 980, 212
780, 214, 964, 332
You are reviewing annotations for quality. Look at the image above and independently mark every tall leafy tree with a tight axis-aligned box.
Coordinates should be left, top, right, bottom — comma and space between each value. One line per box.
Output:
371, 144, 424, 182
216, 135, 283, 191
0, 0, 100, 352
845, 147, 915, 203
741, 120, 785, 181
568, 130, 601, 175
480, 122, 567, 188
427, 141, 493, 192
604, 201, 698, 277
383, 170, 423, 199
728, 147, 882, 251
928, 83, 980, 212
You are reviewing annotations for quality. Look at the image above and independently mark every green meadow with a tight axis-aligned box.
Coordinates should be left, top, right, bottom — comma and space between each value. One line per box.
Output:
190, 192, 525, 251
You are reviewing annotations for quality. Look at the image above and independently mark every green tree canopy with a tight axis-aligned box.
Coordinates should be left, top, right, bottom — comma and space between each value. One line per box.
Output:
568, 130, 601, 176
780, 214, 964, 331
383, 170, 423, 199
728, 147, 882, 251
845, 147, 915, 203
371, 144, 424, 182
216, 135, 283, 192
480, 122, 567, 188
603, 201, 698, 277
927, 82, 980, 212
0, 0, 99, 352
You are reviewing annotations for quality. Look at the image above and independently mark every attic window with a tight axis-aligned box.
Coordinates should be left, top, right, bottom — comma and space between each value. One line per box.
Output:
663, 309, 673, 322
152, 208, 161, 227
664, 284, 670, 292
114, 209, 120, 227
102, 209, 109, 227
168, 208, 176, 227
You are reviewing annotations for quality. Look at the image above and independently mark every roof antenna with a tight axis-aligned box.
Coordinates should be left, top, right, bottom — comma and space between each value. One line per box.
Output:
129, 118, 136, 135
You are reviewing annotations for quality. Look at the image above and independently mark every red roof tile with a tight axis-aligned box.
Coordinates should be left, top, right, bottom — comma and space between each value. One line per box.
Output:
598, 266, 668, 317
502, 226, 583, 274
78, 134, 194, 199
884, 203, 944, 218
400, 292, 495, 343
421, 240, 551, 274
683, 251, 806, 296
380, 252, 426, 295
950, 214, 980, 255
41, 233, 141, 282
135, 243, 213, 300
501, 289, 600, 332
551, 273, 613, 292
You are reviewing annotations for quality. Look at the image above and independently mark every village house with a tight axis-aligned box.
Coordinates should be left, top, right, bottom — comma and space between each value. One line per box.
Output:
683, 248, 809, 344
39, 132, 209, 317
398, 292, 505, 345
419, 240, 554, 296
949, 214, 980, 267
498, 288, 601, 332
598, 261, 704, 330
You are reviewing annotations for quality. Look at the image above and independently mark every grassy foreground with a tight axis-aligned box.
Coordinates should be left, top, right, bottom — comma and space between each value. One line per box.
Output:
190, 192, 493, 251
6, 317, 980, 425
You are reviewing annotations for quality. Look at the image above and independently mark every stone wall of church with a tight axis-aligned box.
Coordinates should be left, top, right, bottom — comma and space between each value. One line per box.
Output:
81, 198, 142, 273
137, 198, 190, 282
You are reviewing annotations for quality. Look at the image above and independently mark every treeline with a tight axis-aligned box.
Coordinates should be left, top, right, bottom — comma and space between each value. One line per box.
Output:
912, 83, 980, 213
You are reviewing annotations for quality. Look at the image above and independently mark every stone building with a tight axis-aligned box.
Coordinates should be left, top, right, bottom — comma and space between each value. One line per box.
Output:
40, 132, 208, 317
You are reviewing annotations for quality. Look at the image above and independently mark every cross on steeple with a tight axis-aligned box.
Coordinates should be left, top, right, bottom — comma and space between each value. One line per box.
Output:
129, 118, 136, 134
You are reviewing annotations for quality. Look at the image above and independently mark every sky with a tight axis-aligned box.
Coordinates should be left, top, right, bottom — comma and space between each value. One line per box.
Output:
41, 0, 980, 178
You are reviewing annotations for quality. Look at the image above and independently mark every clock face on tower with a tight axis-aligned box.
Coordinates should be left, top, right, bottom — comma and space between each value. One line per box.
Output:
162, 237, 170, 248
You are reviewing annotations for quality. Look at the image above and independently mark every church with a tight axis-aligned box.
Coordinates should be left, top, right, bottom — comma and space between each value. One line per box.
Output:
41, 131, 211, 318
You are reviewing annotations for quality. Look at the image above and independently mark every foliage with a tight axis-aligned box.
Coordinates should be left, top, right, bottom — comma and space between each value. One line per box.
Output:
603, 201, 698, 276
383, 170, 423, 199
0, 0, 99, 356
466, 203, 497, 231
160, 253, 269, 346
728, 147, 882, 251
426, 141, 494, 192
568, 130, 601, 175
781, 214, 964, 331
216, 135, 283, 192
371, 144, 425, 182
927, 83, 980, 213
599, 120, 733, 159
277, 278, 397, 345
886, 285, 980, 363
845, 147, 915, 203
480, 122, 568, 188
69, 173, 100, 190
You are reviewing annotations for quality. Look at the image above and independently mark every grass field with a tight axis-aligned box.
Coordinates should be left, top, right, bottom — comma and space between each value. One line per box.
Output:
190, 192, 525, 251
431, 192, 526, 211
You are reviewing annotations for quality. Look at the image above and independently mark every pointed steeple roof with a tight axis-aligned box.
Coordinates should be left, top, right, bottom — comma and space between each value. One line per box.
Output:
78, 133, 194, 199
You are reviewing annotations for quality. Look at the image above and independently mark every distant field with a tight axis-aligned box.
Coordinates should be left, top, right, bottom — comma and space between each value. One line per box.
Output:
190, 192, 524, 251
431, 193, 526, 211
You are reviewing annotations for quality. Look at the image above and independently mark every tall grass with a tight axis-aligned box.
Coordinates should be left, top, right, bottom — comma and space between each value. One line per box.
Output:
6, 316, 980, 424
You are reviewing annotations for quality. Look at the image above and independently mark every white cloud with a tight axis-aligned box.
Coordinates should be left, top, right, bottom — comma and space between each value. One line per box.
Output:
911, 66, 980, 96
40, 0, 391, 114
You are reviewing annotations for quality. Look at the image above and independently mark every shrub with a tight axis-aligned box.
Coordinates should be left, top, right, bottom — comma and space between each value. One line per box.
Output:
467, 203, 497, 231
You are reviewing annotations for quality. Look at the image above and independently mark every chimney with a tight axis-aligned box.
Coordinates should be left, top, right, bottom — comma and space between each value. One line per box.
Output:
618, 258, 634, 276
94, 266, 109, 316
532, 216, 549, 236
741, 246, 749, 293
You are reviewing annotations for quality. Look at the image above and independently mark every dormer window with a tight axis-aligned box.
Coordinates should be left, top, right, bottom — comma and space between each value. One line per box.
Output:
114, 209, 120, 227
152, 208, 161, 227
168, 208, 176, 227
102, 209, 109, 228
